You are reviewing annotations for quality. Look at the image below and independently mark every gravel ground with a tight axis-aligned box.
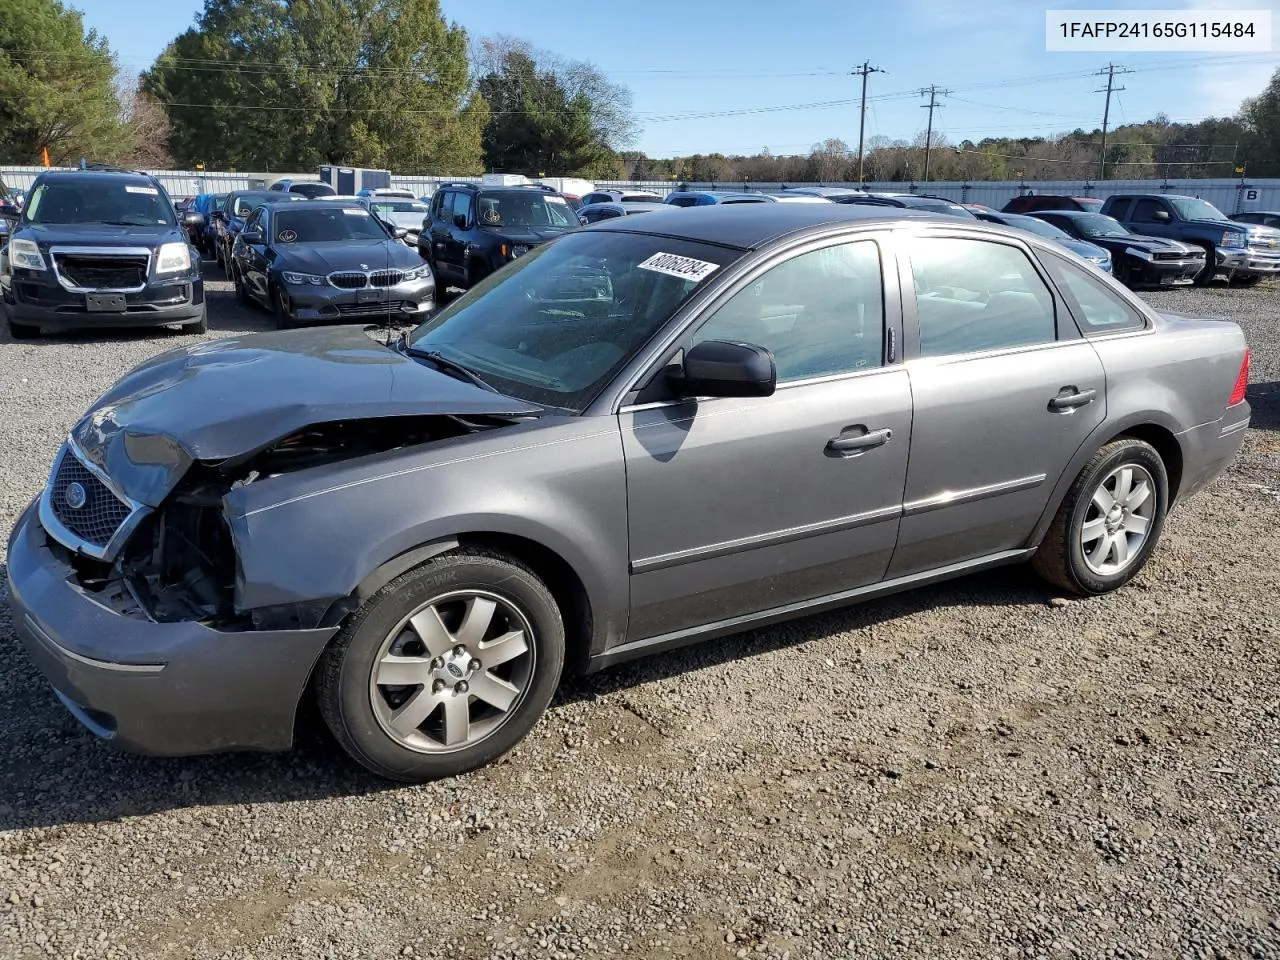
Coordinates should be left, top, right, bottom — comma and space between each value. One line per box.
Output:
1, 266, 1278, 960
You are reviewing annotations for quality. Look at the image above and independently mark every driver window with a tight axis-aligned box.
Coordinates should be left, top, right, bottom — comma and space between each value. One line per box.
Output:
1132, 199, 1166, 222
692, 240, 885, 383
451, 193, 470, 225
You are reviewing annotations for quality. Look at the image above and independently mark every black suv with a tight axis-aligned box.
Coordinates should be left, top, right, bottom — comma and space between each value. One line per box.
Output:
0, 168, 206, 338
420, 183, 579, 291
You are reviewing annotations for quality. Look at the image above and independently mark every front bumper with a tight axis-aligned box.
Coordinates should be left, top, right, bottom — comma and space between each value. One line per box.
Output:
6, 269, 204, 328
1131, 257, 1203, 286
1219, 247, 1280, 277
279, 276, 435, 324
6, 502, 336, 756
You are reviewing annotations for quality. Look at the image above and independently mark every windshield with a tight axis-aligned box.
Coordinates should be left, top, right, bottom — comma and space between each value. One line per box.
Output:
1005, 215, 1070, 240
23, 180, 176, 226
1070, 214, 1131, 238
1168, 197, 1229, 222
273, 207, 391, 242
371, 201, 429, 215
475, 191, 578, 229
408, 231, 742, 410
1076, 198, 1104, 212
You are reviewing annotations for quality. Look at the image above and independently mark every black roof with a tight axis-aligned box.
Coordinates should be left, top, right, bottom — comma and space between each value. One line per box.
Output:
33, 169, 156, 186
583, 203, 940, 250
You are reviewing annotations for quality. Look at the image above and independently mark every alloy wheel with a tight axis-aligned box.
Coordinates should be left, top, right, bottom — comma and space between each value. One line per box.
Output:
1080, 463, 1156, 576
368, 590, 535, 754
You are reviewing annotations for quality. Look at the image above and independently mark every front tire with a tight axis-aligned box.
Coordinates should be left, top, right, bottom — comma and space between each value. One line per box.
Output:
6, 316, 37, 339
181, 303, 208, 334
1033, 438, 1168, 596
315, 549, 565, 783
272, 284, 294, 329
1192, 244, 1218, 286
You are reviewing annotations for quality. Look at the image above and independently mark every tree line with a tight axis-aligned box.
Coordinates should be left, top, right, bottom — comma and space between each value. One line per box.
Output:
2, 0, 1278, 182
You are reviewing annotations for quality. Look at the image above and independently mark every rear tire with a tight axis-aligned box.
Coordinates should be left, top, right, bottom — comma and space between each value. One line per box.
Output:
1032, 438, 1168, 596
1230, 274, 1262, 288
315, 548, 565, 783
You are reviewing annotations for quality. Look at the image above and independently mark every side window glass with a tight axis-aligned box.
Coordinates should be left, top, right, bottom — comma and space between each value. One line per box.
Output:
692, 241, 885, 383
909, 237, 1056, 358
1132, 199, 1164, 222
1041, 251, 1146, 335
451, 192, 471, 226
434, 192, 452, 222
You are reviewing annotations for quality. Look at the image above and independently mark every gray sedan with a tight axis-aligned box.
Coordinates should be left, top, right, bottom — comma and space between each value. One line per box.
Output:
7, 204, 1251, 782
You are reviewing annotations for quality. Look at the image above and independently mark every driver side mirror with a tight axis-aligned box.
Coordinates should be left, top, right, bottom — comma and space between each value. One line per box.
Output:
453, 213, 469, 230
1152, 210, 1171, 222
183, 210, 206, 228
241, 228, 264, 244
668, 340, 776, 398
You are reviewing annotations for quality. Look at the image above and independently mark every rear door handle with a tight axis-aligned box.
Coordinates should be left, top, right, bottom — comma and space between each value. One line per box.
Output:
1048, 387, 1097, 411
826, 426, 893, 457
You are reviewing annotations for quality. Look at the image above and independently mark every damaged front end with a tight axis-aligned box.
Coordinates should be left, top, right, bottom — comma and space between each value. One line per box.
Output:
45, 413, 524, 631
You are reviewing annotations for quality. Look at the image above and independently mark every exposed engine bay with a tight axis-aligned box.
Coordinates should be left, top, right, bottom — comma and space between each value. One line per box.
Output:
59, 414, 522, 627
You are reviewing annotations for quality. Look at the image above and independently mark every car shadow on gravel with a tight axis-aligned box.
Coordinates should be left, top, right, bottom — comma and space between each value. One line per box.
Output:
1246, 381, 1279, 430
0, 562, 1051, 832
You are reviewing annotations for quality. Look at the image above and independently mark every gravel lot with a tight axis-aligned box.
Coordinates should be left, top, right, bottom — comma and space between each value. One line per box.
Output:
1, 266, 1278, 960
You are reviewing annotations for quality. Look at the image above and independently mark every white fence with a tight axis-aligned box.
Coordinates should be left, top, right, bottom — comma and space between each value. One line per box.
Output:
3, 165, 1278, 213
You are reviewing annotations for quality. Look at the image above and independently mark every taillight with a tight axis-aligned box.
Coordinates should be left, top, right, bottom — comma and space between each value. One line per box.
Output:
1229, 348, 1250, 406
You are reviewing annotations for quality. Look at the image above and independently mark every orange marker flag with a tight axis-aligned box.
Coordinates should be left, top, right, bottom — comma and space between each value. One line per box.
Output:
41, 147, 50, 168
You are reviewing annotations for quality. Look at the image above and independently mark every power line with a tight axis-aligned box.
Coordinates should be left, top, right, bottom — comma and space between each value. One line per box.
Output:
1095, 62, 1133, 179
852, 61, 886, 184
920, 85, 951, 181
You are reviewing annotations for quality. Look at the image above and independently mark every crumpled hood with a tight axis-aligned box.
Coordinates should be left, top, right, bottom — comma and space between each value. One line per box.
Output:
275, 240, 423, 274
69, 325, 540, 506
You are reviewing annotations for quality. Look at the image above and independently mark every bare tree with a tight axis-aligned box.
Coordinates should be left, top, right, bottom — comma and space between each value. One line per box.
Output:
116, 72, 173, 168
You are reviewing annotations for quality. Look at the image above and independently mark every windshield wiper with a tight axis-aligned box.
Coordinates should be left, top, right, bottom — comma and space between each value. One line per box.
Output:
401, 342, 499, 393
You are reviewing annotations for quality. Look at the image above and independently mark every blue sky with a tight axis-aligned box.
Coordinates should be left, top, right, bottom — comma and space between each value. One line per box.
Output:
81, 0, 1279, 158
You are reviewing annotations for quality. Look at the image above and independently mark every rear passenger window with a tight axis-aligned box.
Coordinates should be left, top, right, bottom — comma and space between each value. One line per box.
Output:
693, 240, 884, 382
1041, 252, 1146, 335
909, 237, 1056, 358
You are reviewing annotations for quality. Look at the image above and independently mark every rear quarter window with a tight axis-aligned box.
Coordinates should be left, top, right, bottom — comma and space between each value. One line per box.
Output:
1040, 250, 1146, 336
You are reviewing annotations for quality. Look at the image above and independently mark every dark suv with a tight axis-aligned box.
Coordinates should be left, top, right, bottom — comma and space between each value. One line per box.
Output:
420, 183, 579, 291
1002, 195, 1104, 214
0, 168, 206, 338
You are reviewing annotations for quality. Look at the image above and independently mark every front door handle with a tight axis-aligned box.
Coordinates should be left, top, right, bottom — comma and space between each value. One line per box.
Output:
1048, 387, 1097, 411
826, 426, 893, 457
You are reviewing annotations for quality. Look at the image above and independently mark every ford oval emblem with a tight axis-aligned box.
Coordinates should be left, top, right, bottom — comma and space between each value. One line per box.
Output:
64, 481, 87, 510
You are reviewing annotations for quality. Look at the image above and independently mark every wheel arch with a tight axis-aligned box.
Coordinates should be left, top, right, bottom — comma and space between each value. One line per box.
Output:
317, 532, 596, 676
1030, 413, 1186, 548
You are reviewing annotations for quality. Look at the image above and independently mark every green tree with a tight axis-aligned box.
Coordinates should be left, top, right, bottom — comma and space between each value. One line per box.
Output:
473, 35, 635, 176
0, 0, 127, 163
1239, 68, 1280, 177
143, 0, 487, 173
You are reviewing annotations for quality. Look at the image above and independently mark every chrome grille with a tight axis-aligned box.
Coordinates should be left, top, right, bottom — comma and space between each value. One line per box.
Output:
48, 450, 132, 548
328, 272, 368, 289
336, 301, 405, 316
369, 269, 405, 288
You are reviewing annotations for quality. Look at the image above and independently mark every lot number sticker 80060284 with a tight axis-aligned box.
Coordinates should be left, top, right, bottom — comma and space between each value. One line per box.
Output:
637, 252, 720, 283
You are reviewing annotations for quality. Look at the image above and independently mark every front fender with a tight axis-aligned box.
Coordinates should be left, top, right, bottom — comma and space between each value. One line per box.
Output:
222, 417, 630, 654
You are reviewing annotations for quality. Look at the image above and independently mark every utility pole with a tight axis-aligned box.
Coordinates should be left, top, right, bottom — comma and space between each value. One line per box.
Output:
919, 85, 950, 183
1094, 63, 1131, 180
852, 61, 885, 184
